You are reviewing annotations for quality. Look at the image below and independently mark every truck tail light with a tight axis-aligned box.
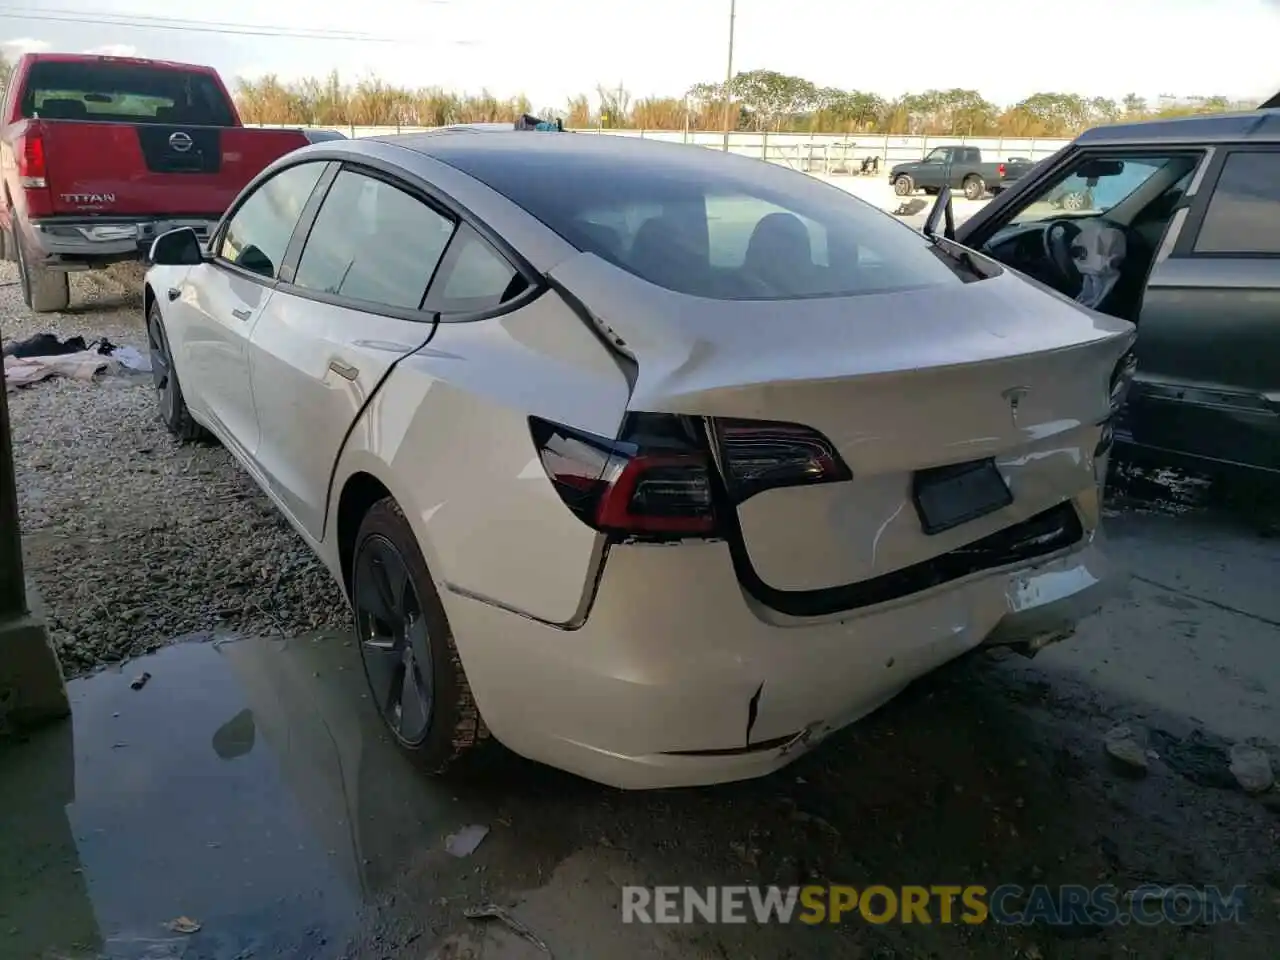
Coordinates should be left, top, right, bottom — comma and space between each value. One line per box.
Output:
529, 413, 852, 540
16, 131, 47, 189
997, 162, 1007, 178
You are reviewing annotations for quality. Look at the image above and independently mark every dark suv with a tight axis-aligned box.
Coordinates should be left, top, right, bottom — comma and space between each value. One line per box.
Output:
951, 108, 1280, 479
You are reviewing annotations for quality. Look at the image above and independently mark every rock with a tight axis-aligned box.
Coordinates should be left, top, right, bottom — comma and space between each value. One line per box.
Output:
1229, 744, 1274, 794
445, 824, 490, 858
1149, 728, 1235, 789
1104, 725, 1148, 777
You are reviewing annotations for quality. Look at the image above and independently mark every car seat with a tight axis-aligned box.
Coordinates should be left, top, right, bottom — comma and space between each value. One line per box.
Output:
743, 212, 816, 295
627, 216, 708, 294
36, 98, 89, 120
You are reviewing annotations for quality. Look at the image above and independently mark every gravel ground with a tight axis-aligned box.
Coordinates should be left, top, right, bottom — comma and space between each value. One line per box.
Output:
2, 262, 349, 675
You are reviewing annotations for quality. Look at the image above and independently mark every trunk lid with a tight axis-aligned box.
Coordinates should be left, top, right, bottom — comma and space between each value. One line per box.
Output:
37, 121, 311, 216
552, 253, 1135, 597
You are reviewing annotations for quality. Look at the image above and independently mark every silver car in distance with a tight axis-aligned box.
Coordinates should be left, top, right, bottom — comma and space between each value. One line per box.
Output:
143, 131, 1135, 789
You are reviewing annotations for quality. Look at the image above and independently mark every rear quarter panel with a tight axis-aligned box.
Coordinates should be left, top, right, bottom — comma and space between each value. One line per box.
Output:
325, 288, 633, 625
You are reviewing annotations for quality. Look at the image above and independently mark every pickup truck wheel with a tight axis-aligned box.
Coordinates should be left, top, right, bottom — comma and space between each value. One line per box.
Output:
1061, 190, 1090, 211
15, 233, 70, 313
893, 175, 914, 196
962, 175, 986, 201
147, 301, 207, 443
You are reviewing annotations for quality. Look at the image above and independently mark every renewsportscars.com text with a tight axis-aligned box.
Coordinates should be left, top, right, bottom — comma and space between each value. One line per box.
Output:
621, 884, 1246, 926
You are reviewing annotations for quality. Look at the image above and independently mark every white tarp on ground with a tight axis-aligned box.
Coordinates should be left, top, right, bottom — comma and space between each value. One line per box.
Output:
4, 350, 121, 390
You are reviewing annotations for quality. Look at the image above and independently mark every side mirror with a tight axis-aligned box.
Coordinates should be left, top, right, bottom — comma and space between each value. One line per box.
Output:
148, 227, 203, 266
922, 185, 956, 241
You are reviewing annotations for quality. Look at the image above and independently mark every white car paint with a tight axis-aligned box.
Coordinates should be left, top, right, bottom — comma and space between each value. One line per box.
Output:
147, 133, 1135, 790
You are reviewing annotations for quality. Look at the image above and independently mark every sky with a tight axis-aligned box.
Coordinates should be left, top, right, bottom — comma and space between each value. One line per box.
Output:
1, 0, 1277, 112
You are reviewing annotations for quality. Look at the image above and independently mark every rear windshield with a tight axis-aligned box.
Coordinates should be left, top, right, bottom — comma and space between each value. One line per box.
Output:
432, 140, 967, 300
20, 61, 235, 126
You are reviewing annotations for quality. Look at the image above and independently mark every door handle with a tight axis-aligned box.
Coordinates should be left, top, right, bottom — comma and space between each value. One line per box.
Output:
167, 287, 180, 301
231, 308, 252, 321
328, 359, 359, 381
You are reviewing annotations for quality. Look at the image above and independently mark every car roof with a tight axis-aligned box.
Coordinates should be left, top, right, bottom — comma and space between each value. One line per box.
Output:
368, 129, 797, 187
1075, 108, 1280, 146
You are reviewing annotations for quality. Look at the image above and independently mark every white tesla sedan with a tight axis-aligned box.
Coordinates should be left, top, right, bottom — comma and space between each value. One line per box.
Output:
144, 131, 1134, 790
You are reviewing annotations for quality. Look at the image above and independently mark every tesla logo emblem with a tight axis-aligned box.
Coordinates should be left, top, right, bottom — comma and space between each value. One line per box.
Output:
1002, 386, 1030, 426
168, 131, 194, 153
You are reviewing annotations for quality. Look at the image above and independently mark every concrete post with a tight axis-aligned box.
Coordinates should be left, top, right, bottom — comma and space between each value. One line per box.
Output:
0, 353, 23, 617
0, 356, 70, 728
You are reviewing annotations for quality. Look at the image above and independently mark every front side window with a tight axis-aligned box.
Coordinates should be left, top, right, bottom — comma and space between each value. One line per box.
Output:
1192, 152, 1280, 255
219, 163, 326, 280
439, 144, 967, 300
294, 169, 455, 310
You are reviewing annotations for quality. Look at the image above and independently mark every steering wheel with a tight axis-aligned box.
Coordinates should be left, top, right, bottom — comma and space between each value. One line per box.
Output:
1041, 219, 1083, 284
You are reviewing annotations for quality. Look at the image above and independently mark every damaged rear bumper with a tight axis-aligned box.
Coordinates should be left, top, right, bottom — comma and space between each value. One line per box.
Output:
442, 522, 1116, 790
983, 536, 1117, 654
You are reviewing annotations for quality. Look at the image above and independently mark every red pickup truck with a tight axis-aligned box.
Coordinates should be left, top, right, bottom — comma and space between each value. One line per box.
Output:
0, 53, 340, 312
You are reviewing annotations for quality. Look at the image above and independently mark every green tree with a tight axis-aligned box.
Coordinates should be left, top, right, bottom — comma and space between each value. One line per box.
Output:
730, 70, 814, 131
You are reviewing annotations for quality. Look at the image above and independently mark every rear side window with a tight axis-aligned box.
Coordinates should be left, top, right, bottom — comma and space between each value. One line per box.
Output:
219, 163, 326, 280
294, 169, 455, 311
1192, 152, 1280, 255
425, 224, 527, 316
439, 142, 965, 300
20, 61, 236, 125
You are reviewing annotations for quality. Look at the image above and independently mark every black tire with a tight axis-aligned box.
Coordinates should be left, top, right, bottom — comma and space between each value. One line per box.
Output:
15, 232, 70, 313
146, 300, 207, 442
962, 175, 986, 201
893, 175, 914, 197
352, 497, 487, 774
922, 187, 940, 196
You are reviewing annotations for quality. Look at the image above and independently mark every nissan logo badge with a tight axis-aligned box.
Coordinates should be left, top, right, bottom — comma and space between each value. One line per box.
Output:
168, 131, 194, 153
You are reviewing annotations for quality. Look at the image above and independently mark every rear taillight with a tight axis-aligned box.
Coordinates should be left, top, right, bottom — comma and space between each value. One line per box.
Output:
530, 414, 716, 539
712, 418, 851, 504
1095, 349, 1137, 459
997, 162, 1006, 178
16, 132, 47, 189
1109, 349, 1137, 415
530, 413, 851, 540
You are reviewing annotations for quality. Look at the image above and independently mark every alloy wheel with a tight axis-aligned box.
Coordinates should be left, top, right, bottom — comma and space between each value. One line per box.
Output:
147, 313, 176, 424
354, 535, 435, 746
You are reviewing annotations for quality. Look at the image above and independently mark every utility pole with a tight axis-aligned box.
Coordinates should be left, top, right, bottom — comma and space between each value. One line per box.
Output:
721, 0, 736, 151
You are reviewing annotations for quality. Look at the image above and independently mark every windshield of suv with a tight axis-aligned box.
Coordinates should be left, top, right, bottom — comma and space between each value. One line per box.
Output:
1007, 158, 1179, 226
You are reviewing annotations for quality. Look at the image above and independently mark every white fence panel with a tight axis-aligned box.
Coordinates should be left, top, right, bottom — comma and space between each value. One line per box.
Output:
250, 124, 1072, 173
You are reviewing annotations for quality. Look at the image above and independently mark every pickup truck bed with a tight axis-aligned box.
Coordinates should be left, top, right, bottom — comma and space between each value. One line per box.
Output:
1, 53, 335, 312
